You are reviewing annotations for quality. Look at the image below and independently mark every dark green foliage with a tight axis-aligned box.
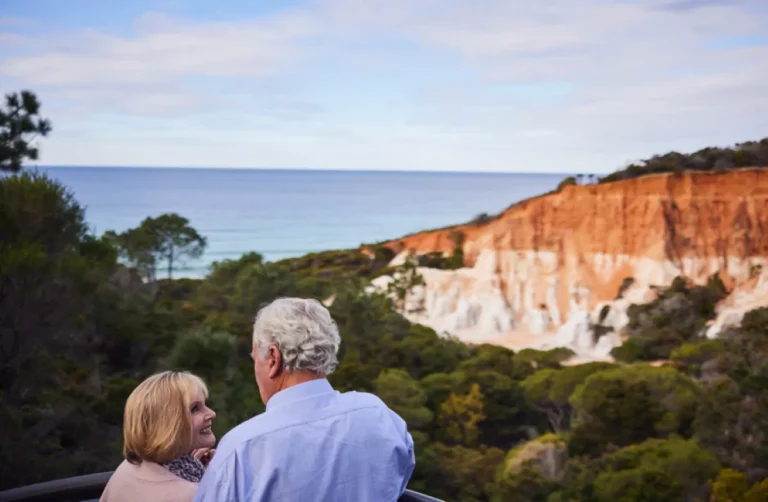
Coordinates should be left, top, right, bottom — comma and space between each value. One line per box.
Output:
278, 247, 390, 283
469, 213, 493, 225
110, 213, 207, 280
469, 370, 531, 447
418, 251, 453, 268
460, 344, 534, 380
522, 362, 615, 433
694, 309, 768, 483
569, 365, 699, 455
417, 231, 465, 270
556, 438, 719, 502
514, 347, 576, 370
422, 372, 466, 413
615, 277, 635, 299
709, 468, 768, 501
741, 307, 768, 334
599, 137, 768, 184
611, 274, 728, 361
0, 172, 122, 487
429, 443, 505, 502
0, 172, 114, 395
492, 465, 560, 502
557, 176, 577, 191
383, 324, 469, 380
375, 369, 434, 432
0, 90, 52, 172
671, 340, 727, 376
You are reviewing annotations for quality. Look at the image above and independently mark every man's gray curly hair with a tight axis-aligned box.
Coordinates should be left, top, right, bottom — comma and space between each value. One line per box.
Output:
252, 297, 341, 375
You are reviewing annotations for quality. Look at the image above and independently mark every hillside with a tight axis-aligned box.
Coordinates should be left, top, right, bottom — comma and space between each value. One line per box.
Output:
372, 168, 768, 358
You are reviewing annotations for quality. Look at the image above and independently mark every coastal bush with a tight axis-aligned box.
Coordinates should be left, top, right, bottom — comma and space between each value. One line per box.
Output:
556, 176, 577, 191
599, 137, 768, 184
670, 340, 727, 376
611, 274, 728, 361
522, 362, 616, 433
710, 469, 768, 502
418, 249, 464, 270
469, 212, 493, 225
375, 369, 434, 432
514, 347, 576, 369
571, 438, 719, 502
615, 277, 635, 299
569, 364, 699, 455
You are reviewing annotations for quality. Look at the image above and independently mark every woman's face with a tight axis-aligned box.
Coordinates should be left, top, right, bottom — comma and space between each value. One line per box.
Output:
189, 389, 216, 450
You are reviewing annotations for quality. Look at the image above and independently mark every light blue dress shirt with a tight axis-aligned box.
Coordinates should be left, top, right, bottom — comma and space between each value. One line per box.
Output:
193, 379, 416, 502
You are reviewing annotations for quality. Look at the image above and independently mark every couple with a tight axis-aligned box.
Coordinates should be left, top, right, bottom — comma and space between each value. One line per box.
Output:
101, 297, 416, 502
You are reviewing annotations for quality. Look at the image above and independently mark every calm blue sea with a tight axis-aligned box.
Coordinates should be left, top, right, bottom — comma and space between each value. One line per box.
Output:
41, 167, 566, 278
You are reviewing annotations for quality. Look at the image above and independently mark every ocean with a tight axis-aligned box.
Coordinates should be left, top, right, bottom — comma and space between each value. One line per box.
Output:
41, 167, 566, 278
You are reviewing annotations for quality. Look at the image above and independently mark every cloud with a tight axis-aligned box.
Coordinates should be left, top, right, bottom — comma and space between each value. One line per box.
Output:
0, 17, 28, 25
1, 0, 767, 172
352, 0, 768, 164
2, 11, 318, 87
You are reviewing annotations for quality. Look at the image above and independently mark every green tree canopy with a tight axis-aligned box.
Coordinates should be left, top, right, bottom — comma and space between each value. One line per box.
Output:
0, 171, 115, 394
374, 368, 434, 435
0, 90, 52, 172
110, 213, 207, 280
460, 344, 532, 380
589, 438, 719, 502
438, 383, 486, 446
569, 364, 699, 454
522, 362, 615, 433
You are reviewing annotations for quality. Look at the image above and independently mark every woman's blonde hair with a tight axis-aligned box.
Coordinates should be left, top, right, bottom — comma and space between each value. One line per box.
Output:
123, 370, 209, 464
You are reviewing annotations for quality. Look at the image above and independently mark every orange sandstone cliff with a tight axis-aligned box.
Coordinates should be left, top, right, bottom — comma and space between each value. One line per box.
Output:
370, 169, 768, 358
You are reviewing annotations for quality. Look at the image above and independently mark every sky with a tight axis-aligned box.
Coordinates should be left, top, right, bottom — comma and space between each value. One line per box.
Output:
1, 0, 767, 173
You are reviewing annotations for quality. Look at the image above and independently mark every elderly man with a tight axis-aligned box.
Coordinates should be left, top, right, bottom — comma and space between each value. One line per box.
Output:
193, 297, 415, 502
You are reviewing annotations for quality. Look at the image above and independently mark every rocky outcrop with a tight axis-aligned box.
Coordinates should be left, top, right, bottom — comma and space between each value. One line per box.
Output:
502, 434, 568, 481
370, 169, 768, 360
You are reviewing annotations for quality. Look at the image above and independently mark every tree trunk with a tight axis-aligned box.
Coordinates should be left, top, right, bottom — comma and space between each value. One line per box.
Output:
542, 406, 568, 434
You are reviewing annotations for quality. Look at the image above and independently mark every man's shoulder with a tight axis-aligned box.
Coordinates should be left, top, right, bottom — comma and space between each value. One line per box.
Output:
216, 413, 270, 452
336, 389, 387, 408
336, 390, 408, 431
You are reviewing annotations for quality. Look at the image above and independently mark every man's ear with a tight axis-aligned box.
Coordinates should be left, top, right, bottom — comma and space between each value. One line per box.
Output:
267, 344, 282, 379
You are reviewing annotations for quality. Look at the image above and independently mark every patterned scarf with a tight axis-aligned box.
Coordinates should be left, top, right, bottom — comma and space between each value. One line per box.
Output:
159, 454, 206, 483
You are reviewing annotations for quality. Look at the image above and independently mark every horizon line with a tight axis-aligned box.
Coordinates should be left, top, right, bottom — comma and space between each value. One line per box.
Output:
36, 164, 587, 176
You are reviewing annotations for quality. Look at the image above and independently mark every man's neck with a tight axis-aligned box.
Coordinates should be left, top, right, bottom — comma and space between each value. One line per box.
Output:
269, 371, 324, 403
284, 370, 324, 388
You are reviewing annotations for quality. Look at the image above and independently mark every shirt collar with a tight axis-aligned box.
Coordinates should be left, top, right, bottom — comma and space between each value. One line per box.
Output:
266, 378, 334, 411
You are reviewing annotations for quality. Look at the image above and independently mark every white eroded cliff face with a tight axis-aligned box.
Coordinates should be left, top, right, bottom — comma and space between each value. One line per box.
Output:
369, 252, 768, 360
369, 170, 768, 361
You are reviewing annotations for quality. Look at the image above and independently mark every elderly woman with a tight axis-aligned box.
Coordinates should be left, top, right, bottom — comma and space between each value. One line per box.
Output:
101, 371, 217, 502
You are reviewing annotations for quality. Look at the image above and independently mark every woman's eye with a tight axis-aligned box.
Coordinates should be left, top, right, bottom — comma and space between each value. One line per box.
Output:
191, 405, 200, 413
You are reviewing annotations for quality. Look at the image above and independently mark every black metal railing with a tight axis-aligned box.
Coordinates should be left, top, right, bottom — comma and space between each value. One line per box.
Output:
0, 472, 443, 502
